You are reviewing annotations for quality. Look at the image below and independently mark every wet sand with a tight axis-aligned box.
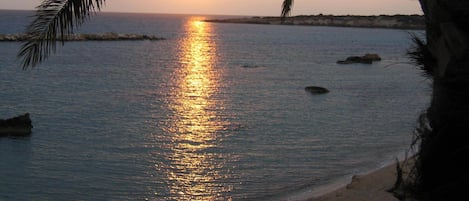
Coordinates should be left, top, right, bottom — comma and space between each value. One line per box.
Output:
306, 162, 400, 201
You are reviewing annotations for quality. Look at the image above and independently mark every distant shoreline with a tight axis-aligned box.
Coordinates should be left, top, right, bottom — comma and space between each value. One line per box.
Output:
206, 14, 425, 30
0, 32, 165, 42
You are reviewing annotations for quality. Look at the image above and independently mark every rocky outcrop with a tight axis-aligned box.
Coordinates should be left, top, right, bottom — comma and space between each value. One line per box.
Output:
305, 86, 329, 94
206, 14, 425, 30
0, 113, 33, 137
0, 32, 165, 42
337, 54, 382, 64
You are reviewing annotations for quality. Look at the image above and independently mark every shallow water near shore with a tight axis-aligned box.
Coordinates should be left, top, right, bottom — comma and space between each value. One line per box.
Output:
0, 10, 428, 200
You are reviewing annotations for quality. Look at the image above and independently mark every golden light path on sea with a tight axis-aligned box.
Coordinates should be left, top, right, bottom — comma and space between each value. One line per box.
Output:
162, 17, 232, 200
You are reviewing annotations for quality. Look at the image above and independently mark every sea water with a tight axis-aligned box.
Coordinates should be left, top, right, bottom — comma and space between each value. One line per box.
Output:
0, 10, 428, 200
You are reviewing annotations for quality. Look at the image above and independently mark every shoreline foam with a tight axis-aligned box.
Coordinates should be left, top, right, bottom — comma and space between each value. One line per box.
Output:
274, 163, 399, 201
278, 164, 397, 201
306, 162, 400, 201
279, 152, 412, 201
310, 156, 414, 201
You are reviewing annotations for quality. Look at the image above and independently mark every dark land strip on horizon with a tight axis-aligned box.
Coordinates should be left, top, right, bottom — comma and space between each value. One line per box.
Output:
206, 14, 425, 30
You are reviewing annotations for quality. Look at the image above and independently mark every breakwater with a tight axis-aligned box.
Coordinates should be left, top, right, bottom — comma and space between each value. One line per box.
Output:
0, 32, 165, 42
206, 14, 425, 30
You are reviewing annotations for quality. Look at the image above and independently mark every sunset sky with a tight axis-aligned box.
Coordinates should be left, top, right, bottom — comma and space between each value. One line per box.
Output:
0, 0, 423, 16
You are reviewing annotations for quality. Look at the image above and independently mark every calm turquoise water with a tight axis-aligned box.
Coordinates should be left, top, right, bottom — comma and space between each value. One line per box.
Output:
0, 10, 428, 200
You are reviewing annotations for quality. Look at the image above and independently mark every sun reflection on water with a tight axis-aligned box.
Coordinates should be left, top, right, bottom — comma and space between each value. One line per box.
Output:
161, 17, 232, 200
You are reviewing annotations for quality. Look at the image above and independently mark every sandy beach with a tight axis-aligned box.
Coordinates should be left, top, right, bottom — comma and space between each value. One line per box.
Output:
298, 159, 414, 201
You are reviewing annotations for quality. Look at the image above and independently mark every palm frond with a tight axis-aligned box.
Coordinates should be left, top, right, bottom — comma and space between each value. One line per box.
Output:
281, 0, 294, 23
18, 0, 105, 69
407, 33, 435, 78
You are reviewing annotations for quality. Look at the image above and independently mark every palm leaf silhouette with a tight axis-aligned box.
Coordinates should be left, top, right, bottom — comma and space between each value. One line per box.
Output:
18, 0, 105, 69
281, 0, 294, 23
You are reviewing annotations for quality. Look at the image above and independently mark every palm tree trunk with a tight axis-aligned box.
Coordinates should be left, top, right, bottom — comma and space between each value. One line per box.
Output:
411, 1, 469, 200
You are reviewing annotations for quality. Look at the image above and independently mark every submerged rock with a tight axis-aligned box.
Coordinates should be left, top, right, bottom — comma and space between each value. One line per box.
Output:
362, 53, 382, 61
305, 86, 330, 94
241, 64, 261, 68
0, 113, 33, 137
337, 53, 382, 64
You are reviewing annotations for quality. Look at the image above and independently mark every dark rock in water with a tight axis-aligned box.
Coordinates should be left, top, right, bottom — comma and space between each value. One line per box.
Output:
337, 53, 381, 64
362, 53, 381, 61
337, 56, 372, 64
241, 64, 261, 68
0, 113, 33, 137
305, 86, 330, 94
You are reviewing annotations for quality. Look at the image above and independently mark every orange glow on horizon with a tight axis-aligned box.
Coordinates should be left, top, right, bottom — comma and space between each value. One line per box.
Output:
0, 0, 423, 16
101, 0, 423, 16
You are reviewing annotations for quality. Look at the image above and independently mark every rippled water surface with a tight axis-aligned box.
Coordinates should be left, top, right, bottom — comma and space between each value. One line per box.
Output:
0, 10, 428, 200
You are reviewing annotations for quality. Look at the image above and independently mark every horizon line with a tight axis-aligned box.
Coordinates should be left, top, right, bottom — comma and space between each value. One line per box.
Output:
0, 8, 424, 18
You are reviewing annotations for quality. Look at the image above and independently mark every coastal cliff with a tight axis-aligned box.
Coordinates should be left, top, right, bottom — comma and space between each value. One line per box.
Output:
206, 14, 425, 30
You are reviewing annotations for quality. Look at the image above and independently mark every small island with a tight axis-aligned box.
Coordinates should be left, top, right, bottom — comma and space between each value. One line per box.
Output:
206, 14, 425, 30
0, 32, 165, 42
